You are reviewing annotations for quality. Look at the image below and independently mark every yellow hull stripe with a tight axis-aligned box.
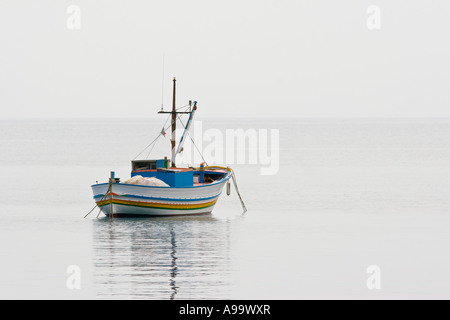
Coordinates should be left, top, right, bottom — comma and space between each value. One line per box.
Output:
97, 198, 218, 210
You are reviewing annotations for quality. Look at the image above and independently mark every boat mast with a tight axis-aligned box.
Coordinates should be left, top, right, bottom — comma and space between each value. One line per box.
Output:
158, 77, 193, 168
171, 77, 177, 167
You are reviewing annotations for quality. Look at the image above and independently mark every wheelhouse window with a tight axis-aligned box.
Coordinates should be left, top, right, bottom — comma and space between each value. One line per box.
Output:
132, 160, 157, 171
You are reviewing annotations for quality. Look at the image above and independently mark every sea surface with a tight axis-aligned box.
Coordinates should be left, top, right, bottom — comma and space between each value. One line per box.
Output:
1, 117, 450, 299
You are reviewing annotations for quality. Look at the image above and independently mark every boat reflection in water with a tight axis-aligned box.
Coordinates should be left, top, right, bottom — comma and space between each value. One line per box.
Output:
92, 216, 232, 299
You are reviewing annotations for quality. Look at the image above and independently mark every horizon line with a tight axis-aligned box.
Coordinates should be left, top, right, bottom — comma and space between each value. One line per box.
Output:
2, 116, 450, 120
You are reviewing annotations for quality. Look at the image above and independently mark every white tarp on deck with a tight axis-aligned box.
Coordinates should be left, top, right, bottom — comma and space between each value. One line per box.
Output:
123, 175, 169, 187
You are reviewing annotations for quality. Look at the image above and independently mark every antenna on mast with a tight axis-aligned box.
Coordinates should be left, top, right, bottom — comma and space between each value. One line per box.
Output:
160, 54, 165, 111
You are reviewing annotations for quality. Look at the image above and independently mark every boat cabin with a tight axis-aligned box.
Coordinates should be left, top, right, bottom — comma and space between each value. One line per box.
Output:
131, 159, 226, 187
132, 159, 170, 171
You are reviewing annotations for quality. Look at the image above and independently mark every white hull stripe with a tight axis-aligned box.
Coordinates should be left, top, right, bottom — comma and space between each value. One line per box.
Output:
93, 193, 219, 202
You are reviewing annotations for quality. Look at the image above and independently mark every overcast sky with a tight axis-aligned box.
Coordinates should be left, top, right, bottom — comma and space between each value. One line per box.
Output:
0, 1, 449, 118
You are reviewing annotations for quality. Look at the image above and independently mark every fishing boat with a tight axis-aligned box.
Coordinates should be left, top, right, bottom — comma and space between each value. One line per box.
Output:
89, 78, 246, 217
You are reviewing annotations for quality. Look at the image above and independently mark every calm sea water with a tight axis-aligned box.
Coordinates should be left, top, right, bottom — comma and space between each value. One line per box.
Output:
1, 118, 450, 299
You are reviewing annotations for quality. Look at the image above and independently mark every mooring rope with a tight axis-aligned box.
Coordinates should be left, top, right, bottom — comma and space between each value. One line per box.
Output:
96, 181, 112, 219
199, 166, 247, 214
84, 180, 112, 219
231, 170, 247, 214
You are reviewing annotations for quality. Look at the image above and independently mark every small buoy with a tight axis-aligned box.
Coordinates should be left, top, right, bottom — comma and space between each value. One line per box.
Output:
226, 180, 231, 196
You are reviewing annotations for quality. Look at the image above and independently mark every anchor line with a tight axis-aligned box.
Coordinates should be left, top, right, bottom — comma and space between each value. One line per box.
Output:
96, 181, 113, 219
199, 166, 247, 214
84, 179, 114, 219
84, 181, 112, 218
231, 170, 247, 214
